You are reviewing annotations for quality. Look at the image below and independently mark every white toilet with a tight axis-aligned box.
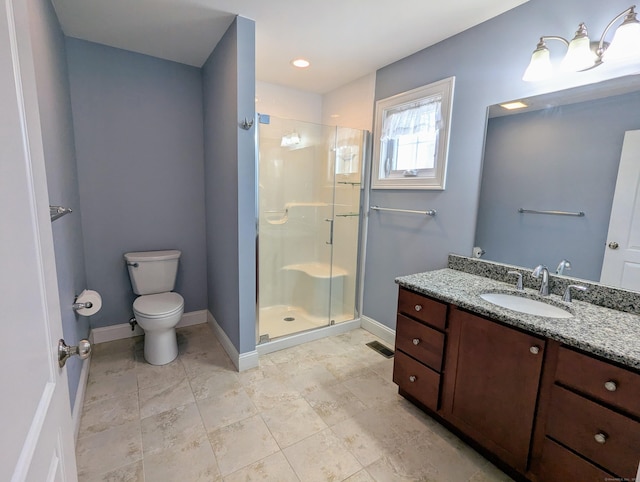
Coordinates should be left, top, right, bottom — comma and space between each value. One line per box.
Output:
124, 250, 184, 365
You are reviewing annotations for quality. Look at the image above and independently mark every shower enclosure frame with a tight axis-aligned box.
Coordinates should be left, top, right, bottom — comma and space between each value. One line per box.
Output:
254, 113, 371, 349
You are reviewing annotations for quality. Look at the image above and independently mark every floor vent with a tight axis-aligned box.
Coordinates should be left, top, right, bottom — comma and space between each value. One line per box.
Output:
366, 341, 394, 358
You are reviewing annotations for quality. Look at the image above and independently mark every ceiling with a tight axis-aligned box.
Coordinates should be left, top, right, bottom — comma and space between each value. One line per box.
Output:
52, 0, 528, 94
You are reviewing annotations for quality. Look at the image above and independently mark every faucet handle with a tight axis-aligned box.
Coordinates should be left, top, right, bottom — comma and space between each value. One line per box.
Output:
563, 284, 588, 302
507, 271, 523, 290
556, 259, 572, 275
532, 265, 547, 278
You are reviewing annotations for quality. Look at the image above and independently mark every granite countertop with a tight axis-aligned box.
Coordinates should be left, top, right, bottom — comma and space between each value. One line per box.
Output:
396, 268, 640, 370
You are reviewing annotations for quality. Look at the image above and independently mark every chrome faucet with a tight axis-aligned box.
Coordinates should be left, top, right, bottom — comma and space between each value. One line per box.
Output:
556, 259, 572, 275
532, 265, 550, 296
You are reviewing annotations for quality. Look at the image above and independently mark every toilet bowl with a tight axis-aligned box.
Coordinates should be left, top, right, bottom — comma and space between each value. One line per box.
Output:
124, 250, 183, 365
133, 292, 184, 365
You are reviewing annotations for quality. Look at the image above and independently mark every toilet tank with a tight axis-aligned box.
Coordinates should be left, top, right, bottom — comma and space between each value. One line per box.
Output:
124, 250, 181, 295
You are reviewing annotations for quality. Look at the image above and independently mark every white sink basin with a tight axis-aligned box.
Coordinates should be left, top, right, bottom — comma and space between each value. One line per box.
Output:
480, 293, 572, 319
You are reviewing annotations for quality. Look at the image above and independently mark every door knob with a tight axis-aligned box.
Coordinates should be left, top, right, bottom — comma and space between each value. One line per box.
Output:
58, 339, 91, 368
608, 241, 619, 249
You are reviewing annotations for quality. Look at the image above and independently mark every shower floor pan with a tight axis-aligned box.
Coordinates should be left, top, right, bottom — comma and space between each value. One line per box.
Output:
259, 304, 352, 341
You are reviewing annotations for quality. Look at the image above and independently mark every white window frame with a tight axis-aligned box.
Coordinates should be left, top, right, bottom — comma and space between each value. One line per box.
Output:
372, 77, 455, 190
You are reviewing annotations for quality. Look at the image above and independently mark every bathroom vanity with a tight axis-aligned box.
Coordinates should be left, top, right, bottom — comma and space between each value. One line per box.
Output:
393, 256, 640, 482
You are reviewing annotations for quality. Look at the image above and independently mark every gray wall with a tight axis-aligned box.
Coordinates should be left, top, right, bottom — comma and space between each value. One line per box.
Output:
27, 0, 88, 411
66, 39, 207, 329
476, 91, 640, 281
203, 16, 257, 354
363, 0, 640, 328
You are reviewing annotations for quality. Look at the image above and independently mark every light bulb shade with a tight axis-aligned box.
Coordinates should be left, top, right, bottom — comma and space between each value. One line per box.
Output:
523, 46, 552, 82
603, 19, 640, 62
561, 35, 596, 71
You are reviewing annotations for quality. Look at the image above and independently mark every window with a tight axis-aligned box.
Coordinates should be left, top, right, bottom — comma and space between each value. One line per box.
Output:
372, 77, 455, 189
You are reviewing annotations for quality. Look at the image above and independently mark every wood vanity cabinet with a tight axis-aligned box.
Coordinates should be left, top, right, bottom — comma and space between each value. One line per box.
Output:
393, 286, 640, 481
393, 288, 447, 412
441, 307, 545, 473
532, 345, 640, 482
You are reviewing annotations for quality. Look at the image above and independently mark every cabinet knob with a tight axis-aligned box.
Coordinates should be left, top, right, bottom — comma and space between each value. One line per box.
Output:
414, 304, 423, 312
409, 375, 417, 383
604, 380, 617, 392
412, 338, 420, 345
594, 432, 608, 444
529, 345, 540, 355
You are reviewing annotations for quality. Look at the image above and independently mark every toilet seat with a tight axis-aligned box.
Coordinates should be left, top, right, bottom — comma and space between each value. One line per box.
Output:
133, 292, 184, 319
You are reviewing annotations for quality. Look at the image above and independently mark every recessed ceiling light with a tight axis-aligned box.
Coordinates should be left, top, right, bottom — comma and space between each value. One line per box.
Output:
500, 101, 529, 110
291, 58, 310, 68
330, 114, 341, 118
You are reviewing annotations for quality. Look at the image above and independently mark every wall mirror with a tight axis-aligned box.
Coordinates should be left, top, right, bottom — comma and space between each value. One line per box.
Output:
474, 74, 640, 289
372, 77, 454, 190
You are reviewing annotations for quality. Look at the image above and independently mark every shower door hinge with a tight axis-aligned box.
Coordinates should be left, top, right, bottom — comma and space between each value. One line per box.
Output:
330, 320, 335, 326
259, 334, 270, 344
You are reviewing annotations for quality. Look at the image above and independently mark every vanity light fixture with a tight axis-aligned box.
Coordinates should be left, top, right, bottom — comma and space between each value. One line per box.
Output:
523, 5, 640, 81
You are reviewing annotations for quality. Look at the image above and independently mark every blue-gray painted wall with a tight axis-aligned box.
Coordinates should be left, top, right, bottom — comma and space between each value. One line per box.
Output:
364, 0, 640, 328
66, 39, 208, 329
27, 0, 88, 412
476, 91, 640, 281
202, 17, 257, 354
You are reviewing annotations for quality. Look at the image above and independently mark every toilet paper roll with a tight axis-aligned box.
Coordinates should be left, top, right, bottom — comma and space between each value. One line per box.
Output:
75, 289, 102, 316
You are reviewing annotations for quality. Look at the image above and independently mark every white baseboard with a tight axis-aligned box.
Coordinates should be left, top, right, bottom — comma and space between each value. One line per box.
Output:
256, 318, 361, 356
91, 310, 208, 344
72, 352, 91, 442
207, 311, 259, 372
360, 315, 396, 345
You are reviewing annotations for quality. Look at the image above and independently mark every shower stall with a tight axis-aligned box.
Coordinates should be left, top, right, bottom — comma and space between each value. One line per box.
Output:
256, 114, 368, 343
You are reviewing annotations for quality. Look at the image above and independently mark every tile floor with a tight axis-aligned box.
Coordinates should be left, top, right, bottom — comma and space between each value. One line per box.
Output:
76, 324, 513, 481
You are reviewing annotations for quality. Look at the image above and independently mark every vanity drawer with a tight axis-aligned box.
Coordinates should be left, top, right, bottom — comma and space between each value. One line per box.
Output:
393, 350, 440, 411
397, 288, 447, 331
546, 385, 640, 479
536, 437, 615, 482
555, 346, 640, 418
396, 314, 445, 372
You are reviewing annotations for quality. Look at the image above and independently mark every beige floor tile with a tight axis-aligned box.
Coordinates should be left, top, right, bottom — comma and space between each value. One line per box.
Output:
319, 353, 375, 381
244, 376, 303, 411
365, 456, 427, 482
469, 462, 515, 481
283, 363, 340, 395
78, 460, 143, 482
143, 436, 221, 482
84, 370, 138, 405
181, 348, 236, 377
303, 383, 368, 426
135, 357, 187, 390
330, 415, 389, 467
341, 370, 400, 408
198, 387, 258, 432
282, 428, 362, 482
76, 420, 142, 478
209, 414, 280, 476
189, 368, 240, 400
139, 377, 195, 419
260, 398, 328, 448
88, 350, 136, 382
79, 392, 139, 435
141, 402, 208, 455
343, 469, 376, 482
223, 452, 299, 482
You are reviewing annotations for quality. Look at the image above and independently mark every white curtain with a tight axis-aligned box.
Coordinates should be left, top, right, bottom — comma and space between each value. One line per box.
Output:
381, 97, 441, 140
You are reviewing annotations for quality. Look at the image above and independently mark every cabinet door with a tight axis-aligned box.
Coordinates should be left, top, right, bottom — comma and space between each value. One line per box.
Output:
442, 307, 545, 472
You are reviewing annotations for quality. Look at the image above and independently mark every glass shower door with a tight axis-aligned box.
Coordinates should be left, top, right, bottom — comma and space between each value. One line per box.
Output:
257, 116, 337, 341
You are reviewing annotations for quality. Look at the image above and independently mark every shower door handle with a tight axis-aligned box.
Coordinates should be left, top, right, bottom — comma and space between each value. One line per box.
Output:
325, 218, 334, 245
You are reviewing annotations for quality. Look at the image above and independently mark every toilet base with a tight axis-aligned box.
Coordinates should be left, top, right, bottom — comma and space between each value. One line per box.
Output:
143, 328, 178, 365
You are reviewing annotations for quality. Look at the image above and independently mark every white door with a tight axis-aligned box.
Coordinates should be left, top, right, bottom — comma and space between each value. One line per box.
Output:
601, 130, 640, 290
1, 0, 78, 480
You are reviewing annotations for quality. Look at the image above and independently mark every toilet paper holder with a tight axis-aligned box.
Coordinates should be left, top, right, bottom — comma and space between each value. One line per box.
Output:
72, 299, 93, 311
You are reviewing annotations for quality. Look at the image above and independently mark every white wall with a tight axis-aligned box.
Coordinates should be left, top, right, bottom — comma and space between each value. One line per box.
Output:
256, 81, 322, 123
322, 73, 376, 131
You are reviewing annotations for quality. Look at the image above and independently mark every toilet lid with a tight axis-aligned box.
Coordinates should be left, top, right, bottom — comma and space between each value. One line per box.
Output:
133, 292, 184, 317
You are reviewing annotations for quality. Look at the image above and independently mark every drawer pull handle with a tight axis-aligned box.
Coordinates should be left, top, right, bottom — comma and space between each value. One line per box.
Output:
604, 380, 617, 392
529, 345, 540, 355
414, 304, 423, 312
594, 432, 608, 444
412, 338, 420, 345
409, 375, 417, 383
